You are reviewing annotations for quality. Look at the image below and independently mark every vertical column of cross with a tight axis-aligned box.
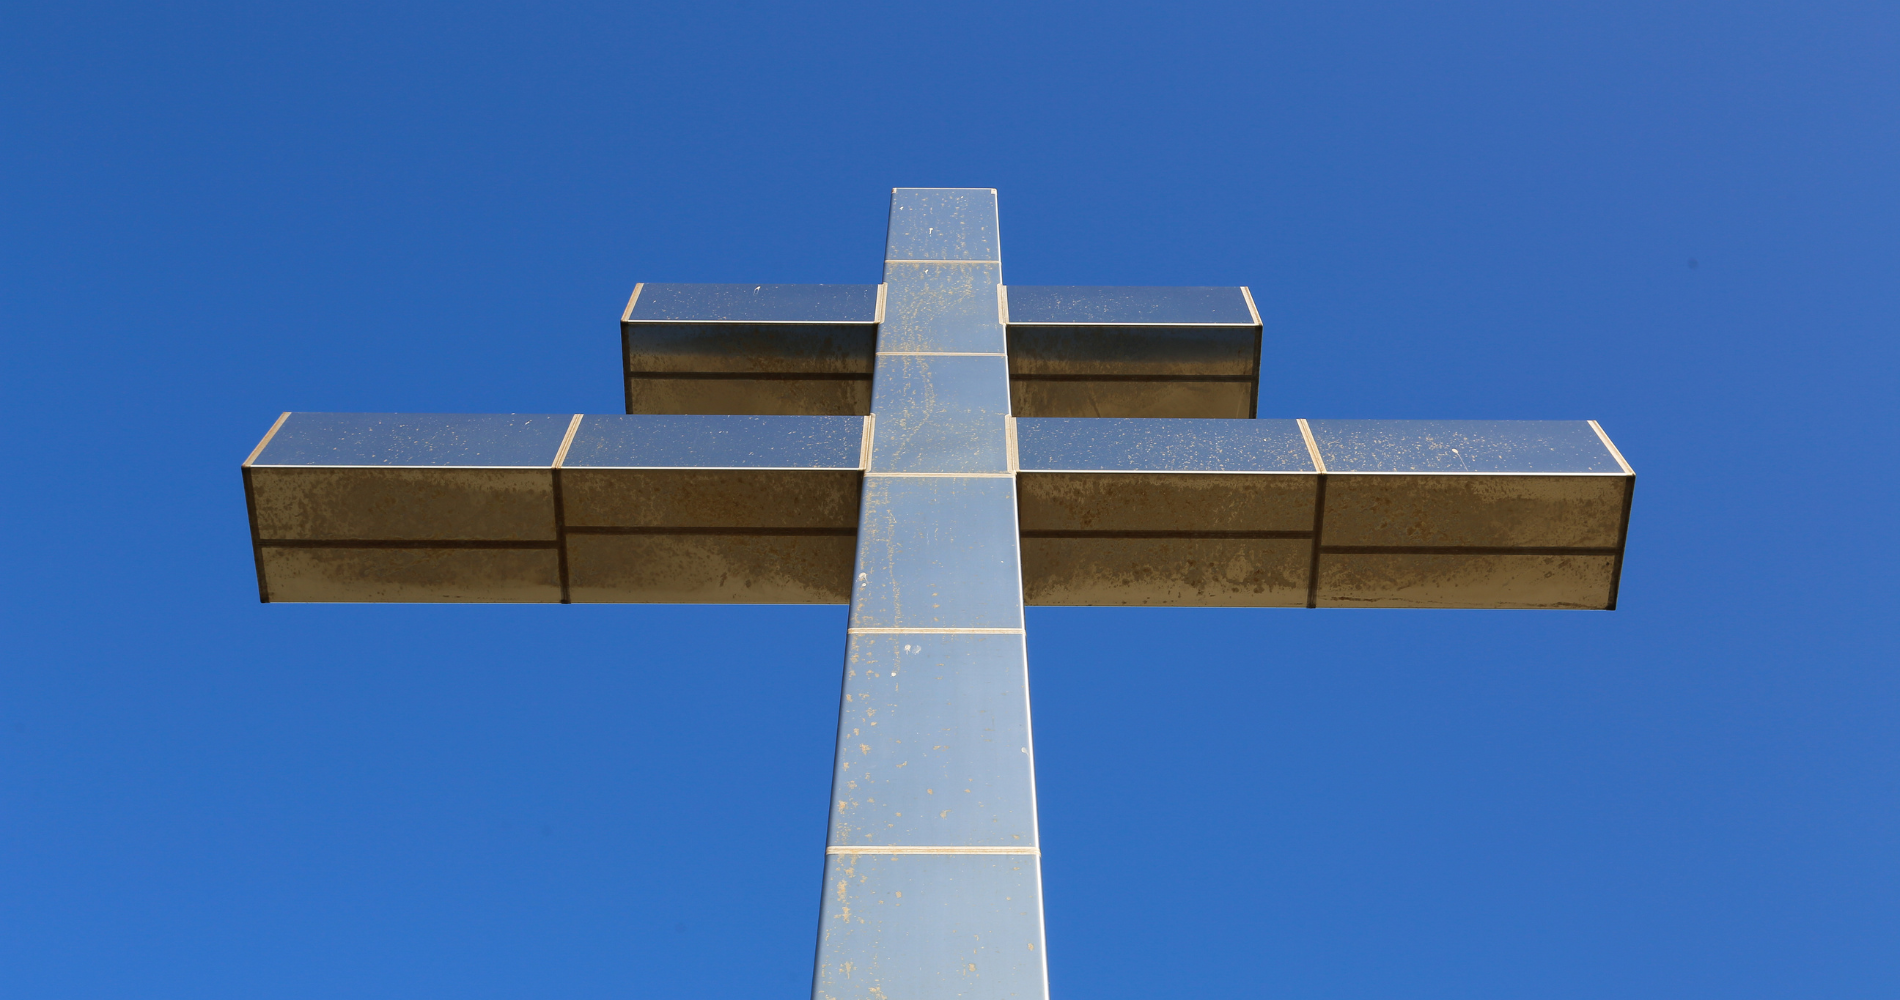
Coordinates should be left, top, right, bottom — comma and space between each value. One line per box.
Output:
812, 190, 1047, 1000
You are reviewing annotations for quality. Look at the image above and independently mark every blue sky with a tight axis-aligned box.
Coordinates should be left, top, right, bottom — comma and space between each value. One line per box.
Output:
4, 2, 1896, 997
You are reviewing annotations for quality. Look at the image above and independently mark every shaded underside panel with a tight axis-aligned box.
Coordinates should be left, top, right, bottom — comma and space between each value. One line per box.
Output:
245, 412, 867, 604
1014, 417, 1633, 609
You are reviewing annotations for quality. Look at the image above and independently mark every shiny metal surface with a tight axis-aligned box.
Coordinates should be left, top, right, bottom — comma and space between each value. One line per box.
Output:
1001, 287, 1261, 418
564, 414, 865, 469
1016, 417, 1311, 471
1004, 285, 1255, 324
245, 413, 868, 604
239, 189, 1641, 995
884, 188, 1001, 262
1310, 419, 1625, 473
816, 188, 1047, 998
623, 283, 879, 416
850, 475, 1024, 630
880, 263, 1007, 353
829, 633, 1036, 848
813, 852, 1044, 1000
867, 355, 1012, 474
629, 283, 879, 323
253, 412, 571, 467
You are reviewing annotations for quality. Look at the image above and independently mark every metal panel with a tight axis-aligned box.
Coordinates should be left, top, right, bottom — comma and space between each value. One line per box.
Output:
625, 377, 871, 417
623, 283, 879, 416
1016, 417, 1317, 606
867, 355, 1012, 475
257, 546, 562, 603
879, 262, 1007, 354
1009, 379, 1254, 419
1308, 419, 1626, 474
813, 852, 1045, 1000
1314, 552, 1618, 609
884, 188, 1001, 262
1023, 536, 1312, 607
1015, 418, 1311, 472
849, 476, 1024, 631
1003, 285, 1260, 419
252, 412, 571, 467
829, 634, 1036, 848
564, 414, 865, 469
629, 283, 879, 323
1307, 418, 1633, 610
1004, 285, 1256, 325
1322, 474, 1626, 548
244, 413, 570, 603
565, 533, 854, 604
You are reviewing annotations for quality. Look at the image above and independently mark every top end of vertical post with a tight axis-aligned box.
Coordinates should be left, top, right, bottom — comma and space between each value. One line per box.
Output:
885, 188, 1001, 262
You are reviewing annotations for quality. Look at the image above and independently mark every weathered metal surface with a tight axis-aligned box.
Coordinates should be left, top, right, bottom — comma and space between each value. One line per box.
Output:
868, 356, 1013, 475
244, 413, 870, 604
830, 634, 1036, 848
815, 852, 1045, 1000
1004, 285, 1261, 418
622, 283, 880, 415
815, 188, 1048, 1000
239, 187, 1641, 997
1014, 416, 1634, 609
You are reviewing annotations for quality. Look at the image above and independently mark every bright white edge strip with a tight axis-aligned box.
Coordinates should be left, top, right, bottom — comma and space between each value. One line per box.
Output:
847, 628, 1024, 635
826, 846, 1038, 855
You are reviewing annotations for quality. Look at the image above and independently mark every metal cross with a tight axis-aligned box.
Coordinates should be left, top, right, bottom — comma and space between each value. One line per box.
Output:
241, 188, 1635, 999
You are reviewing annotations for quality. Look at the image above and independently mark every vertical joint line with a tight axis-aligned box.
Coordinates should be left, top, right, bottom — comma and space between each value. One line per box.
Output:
242, 411, 291, 604
1589, 420, 1635, 612
620, 285, 640, 415
1298, 419, 1328, 608
552, 414, 584, 604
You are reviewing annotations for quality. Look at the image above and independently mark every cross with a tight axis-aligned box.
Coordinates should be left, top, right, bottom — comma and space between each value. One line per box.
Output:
241, 188, 1635, 998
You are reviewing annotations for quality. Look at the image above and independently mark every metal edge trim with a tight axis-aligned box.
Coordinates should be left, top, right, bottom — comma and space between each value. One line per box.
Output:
552, 414, 584, 469
1006, 417, 1019, 473
1297, 418, 1327, 474
551, 414, 583, 603
622, 319, 881, 327
998, 284, 1009, 325
1588, 420, 1635, 476
860, 414, 875, 471
875, 283, 887, 325
1014, 468, 1317, 476
876, 351, 1008, 357
863, 472, 1015, 479
882, 258, 1001, 265
1003, 321, 1259, 328
847, 628, 1025, 634
1241, 285, 1263, 326
621, 283, 642, 323
824, 846, 1038, 855
242, 411, 292, 468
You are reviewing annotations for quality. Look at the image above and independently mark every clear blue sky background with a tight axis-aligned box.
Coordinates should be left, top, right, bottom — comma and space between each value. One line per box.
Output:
4, 3, 1896, 997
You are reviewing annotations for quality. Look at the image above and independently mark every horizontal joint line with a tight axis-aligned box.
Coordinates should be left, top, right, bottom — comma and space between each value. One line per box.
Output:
256, 539, 556, 549
884, 259, 999, 264
826, 846, 1038, 855
567, 526, 854, 537
847, 628, 1025, 635
1023, 530, 1313, 540
1319, 545, 1620, 556
865, 472, 1014, 478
